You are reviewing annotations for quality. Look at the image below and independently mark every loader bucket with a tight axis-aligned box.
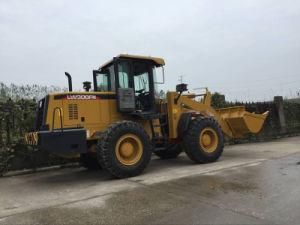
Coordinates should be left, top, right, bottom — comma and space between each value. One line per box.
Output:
216, 106, 269, 138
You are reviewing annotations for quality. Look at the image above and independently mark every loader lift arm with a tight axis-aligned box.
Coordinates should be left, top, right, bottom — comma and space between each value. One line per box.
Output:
167, 90, 269, 139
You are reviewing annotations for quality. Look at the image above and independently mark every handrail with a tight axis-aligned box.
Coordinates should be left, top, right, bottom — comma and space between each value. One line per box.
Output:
52, 107, 63, 133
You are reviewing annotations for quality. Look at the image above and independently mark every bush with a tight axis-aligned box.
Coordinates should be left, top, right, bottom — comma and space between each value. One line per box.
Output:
0, 83, 72, 176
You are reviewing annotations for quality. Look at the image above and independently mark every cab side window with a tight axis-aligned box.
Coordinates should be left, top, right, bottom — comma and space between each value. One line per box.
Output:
95, 64, 115, 92
118, 61, 130, 88
96, 70, 109, 91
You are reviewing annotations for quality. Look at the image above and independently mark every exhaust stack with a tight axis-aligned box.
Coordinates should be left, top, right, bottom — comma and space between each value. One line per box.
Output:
64, 72, 73, 92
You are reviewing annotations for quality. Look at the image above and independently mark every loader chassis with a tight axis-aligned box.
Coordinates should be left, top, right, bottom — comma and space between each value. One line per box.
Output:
25, 54, 268, 178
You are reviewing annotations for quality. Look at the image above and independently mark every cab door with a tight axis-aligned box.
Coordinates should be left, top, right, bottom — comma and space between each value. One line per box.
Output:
116, 59, 155, 113
116, 60, 135, 112
132, 61, 155, 112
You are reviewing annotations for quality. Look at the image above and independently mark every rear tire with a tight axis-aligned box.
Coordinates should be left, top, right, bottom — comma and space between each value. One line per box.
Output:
154, 144, 182, 159
97, 121, 152, 178
183, 117, 224, 163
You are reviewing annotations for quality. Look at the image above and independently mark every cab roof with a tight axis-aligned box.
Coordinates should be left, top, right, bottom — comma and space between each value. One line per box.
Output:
99, 54, 165, 69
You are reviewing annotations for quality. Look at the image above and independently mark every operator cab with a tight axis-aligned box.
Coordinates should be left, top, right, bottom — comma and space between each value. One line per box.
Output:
93, 54, 165, 117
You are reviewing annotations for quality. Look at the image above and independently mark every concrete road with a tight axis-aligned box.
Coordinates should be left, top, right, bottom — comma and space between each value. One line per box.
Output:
0, 136, 300, 224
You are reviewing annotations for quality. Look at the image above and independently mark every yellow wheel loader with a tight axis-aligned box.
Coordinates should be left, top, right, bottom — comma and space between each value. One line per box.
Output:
25, 54, 268, 178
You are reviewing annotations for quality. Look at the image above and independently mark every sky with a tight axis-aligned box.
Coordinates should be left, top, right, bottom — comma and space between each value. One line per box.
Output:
0, 0, 299, 101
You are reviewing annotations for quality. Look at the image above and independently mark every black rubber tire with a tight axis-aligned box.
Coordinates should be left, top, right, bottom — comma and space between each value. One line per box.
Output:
97, 121, 153, 178
183, 117, 224, 163
154, 144, 183, 159
80, 153, 101, 170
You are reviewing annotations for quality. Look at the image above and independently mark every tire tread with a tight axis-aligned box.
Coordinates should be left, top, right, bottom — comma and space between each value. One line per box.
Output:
183, 117, 224, 163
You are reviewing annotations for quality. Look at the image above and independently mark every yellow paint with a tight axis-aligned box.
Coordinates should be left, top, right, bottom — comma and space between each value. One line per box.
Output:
217, 107, 269, 138
199, 128, 218, 153
115, 134, 143, 166
167, 90, 268, 139
25, 132, 38, 145
46, 92, 113, 135
43, 92, 160, 141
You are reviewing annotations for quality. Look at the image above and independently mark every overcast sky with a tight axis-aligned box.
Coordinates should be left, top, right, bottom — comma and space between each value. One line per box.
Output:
0, 0, 299, 101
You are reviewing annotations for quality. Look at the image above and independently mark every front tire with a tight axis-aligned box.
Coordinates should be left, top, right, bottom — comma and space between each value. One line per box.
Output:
183, 117, 224, 163
97, 121, 152, 178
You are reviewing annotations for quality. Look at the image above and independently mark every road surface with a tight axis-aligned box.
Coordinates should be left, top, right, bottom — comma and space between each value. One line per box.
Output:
0, 136, 300, 224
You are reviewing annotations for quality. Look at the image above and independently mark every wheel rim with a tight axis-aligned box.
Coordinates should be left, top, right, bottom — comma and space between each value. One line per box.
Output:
115, 134, 143, 166
199, 128, 219, 153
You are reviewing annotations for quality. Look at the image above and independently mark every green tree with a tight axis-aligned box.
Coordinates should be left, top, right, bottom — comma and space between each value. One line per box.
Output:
211, 92, 226, 108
